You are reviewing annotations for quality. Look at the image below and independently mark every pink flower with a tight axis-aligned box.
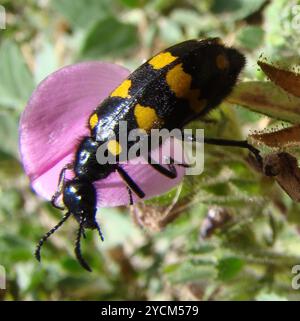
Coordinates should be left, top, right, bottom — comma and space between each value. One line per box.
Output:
19, 62, 185, 207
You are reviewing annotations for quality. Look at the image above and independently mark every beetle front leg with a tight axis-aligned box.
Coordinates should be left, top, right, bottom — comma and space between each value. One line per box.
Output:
116, 165, 146, 199
51, 163, 73, 210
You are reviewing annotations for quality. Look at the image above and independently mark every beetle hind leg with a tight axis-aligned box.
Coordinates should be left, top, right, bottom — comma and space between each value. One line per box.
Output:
190, 136, 263, 164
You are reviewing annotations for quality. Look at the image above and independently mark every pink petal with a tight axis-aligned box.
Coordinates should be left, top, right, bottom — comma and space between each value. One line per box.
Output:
20, 62, 185, 207
20, 62, 129, 181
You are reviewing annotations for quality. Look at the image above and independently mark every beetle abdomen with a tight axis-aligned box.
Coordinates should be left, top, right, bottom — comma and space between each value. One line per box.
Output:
89, 38, 245, 141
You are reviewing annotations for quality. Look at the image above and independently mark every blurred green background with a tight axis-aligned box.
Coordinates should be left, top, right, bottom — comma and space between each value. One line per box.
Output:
1, 0, 300, 301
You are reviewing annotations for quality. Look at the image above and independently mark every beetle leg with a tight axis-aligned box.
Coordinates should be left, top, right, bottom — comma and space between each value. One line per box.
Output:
127, 186, 134, 205
51, 163, 73, 210
75, 216, 92, 272
116, 165, 145, 199
126, 186, 143, 225
186, 135, 262, 164
147, 154, 179, 179
94, 220, 104, 242
35, 211, 72, 262
164, 156, 191, 168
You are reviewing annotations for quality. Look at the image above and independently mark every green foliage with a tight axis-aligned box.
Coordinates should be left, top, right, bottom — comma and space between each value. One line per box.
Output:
237, 26, 265, 49
0, 40, 34, 110
1, 0, 300, 301
52, 0, 112, 29
217, 257, 245, 281
210, 0, 266, 20
80, 17, 138, 59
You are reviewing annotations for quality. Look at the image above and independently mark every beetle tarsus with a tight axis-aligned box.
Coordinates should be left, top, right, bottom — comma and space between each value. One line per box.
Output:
95, 221, 105, 242
75, 217, 92, 272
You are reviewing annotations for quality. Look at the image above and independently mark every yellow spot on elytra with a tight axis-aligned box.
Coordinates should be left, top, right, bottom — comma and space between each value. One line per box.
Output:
216, 54, 229, 70
110, 79, 132, 98
89, 113, 98, 129
166, 64, 192, 98
166, 64, 206, 113
134, 104, 163, 132
148, 52, 177, 70
107, 140, 122, 156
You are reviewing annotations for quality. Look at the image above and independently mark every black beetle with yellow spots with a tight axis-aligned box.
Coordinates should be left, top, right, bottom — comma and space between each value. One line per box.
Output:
35, 38, 261, 271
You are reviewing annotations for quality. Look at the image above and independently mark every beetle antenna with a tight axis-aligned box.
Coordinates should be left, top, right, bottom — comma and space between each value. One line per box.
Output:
75, 217, 92, 272
35, 211, 72, 262
95, 220, 105, 242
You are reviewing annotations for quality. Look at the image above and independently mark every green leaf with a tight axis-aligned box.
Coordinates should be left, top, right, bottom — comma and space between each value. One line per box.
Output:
237, 26, 264, 49
256, 291, 288, 301
211, 0, 266, 20
100, 208, 142, 247
171, 9, 206, 28
149, 0, 178, 12
159, 19, 183, 45
34, 42, 59, 84
52, 0, 112, 29
203, 182, 230, 196
118, 0, 141, 8
217, 257, 245, 281
230, 179, 261, 195
80, 17, 138, 59
227, 81, 300, 123
164, 261, 216, 284
0, 112, 19, 158
0, 152, 22, 178
171, 9, 220, 37
0, 40, 34, 110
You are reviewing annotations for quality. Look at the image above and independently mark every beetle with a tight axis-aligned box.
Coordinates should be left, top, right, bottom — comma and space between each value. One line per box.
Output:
34, 38, 261, 271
